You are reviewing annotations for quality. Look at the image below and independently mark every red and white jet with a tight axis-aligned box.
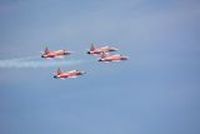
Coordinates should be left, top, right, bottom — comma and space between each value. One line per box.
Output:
87, 43, 118, 56
41, 47, 71, 59
98, 52, 128, 63
53, 68, 86, 79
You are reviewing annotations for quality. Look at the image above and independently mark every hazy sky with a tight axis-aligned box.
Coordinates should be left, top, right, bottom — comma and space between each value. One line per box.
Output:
0, 0, 200, 134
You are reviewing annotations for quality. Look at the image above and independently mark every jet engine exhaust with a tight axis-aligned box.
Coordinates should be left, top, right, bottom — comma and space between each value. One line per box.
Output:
0, 56, 83, 69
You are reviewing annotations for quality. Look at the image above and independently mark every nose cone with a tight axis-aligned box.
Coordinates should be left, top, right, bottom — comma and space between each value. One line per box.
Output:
110, 48, 118, 52
64, 51, 70, 55
98, 59, 103, 62
53, 75, 57, 79
41, 55, 44, 58
123, 56, 128, 60
87, 51, 90, 54
81, 71, 86, 75
121, 56, 128, 61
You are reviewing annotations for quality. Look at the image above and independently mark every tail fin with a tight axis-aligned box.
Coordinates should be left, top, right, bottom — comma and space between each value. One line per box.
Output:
90, 43, 95, 51
57, 67, 62, 75
44, 47, 50, 54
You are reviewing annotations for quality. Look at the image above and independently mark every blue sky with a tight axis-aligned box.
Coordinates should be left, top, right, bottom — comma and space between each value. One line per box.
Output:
0, 0, 200, 134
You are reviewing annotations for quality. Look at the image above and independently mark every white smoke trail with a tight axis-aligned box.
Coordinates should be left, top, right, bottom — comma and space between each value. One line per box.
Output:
0, 56, 83, 69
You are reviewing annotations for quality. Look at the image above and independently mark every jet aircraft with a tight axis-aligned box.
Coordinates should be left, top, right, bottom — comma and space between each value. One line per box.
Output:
98, 52, 128, 63
41, 47, 71, 59
53, 68, 86, 79
87, 43, 118, 56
